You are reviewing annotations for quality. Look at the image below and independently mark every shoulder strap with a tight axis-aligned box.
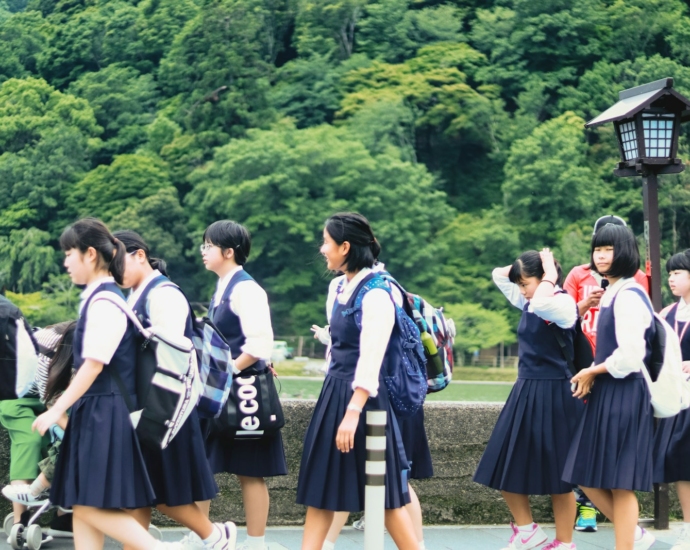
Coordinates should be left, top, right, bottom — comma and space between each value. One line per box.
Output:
548, 322, 576, 376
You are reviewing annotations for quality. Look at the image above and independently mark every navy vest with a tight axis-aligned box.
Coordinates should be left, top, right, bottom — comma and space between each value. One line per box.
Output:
517, 301, 574, 379
73, 282, 138, 401
131, 274, 194, 339
594, 285, 653, 377
665, 303, 690, 361
209, 269, 267, 372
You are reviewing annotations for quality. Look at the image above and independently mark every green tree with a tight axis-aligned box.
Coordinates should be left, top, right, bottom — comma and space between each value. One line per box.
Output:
444, 302, 515, 354
0, 228, 58, 293
0, 12, 50, 83
293, 0, 364, 59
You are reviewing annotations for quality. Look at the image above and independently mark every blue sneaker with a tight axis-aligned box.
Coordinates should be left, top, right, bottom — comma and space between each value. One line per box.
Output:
574, 502, 597, 532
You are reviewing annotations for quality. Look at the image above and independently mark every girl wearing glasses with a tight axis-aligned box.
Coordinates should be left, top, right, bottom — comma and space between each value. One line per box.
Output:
200, 220, 287, 550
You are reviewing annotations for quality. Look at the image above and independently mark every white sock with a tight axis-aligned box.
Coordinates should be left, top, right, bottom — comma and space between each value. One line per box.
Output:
245, 534, 266, 549
29, 478, 48, 497
517, 523, 535, 532
203, 524, 223, 545
635, 525, 643, 540
321, 541, 335, 550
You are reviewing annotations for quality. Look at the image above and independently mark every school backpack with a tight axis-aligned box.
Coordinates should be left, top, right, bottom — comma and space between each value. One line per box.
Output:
92, 293, 202, 449
346, 275, 427, 417
549, 296, 594, 375
379, 273, 456, 393
619, 284, 690, 419
0, 295, 39, 401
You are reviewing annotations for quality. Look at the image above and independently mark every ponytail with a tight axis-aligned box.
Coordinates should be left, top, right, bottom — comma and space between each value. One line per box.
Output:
324, 212, 381, 272
149, 257, 168, 277
112, 230, 169, 277
60, 218, 126, 284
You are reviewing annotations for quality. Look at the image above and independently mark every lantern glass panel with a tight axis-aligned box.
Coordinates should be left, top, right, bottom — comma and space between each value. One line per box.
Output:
619, 120, 638, 161
643, 114, 674, 158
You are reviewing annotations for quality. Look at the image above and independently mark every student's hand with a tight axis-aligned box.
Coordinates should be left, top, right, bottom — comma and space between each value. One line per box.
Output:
32, 408, 64, 436
539, 248, 558, 281
571, 367, 597, 399
682, 361, 690, 374
311, 325, 330, 345
335, 409, 360, 453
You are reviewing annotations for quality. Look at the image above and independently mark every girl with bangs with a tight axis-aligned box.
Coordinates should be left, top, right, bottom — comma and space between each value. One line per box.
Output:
563, 224, 656, 550
474, 248, 583, 550
31, 218, 182, 550
653, 249, 690, 550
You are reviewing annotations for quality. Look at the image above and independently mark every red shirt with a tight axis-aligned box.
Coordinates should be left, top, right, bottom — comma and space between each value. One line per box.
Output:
563, 264, 649, 352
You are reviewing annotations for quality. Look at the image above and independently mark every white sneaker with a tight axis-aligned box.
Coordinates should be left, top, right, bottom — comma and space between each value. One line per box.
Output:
633, 527, 655, 550
672, 524, 690, 550
1, 485, 49, 506
352, 516, 365, 531
155, 542, 185, 550
179, 530, 204, 550
501, 522, 548, 550
204, 522, 238, 550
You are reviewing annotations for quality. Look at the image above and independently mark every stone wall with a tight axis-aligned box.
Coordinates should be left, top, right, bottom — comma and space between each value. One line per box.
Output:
0, 400, 679, 525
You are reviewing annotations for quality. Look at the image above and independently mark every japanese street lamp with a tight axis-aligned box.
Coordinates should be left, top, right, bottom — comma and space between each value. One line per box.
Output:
585, 77, 690, 529
585, 77, 690, 311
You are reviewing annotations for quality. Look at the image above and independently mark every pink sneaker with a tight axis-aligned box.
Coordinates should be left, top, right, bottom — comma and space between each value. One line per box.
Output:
501, 522, 548, 550
542, 541, 576, 550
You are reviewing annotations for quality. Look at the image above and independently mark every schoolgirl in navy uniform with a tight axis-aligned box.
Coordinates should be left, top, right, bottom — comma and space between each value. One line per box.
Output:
32, 218, 181, 550
563, 224, 656, 550
115, 230, 237, 550
200, 220, 287, 550
297, 212, 418, 550
473, 249, 582, 550
653, 249, 690, 550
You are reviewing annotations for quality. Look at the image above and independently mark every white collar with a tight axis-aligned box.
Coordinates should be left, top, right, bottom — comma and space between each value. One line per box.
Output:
599, 277, 635, 307
79, 276, 115, 314
677, 297, 690, 312
126, 270, 162, 306
338, 268, 373, 303
215, 265, 244, 301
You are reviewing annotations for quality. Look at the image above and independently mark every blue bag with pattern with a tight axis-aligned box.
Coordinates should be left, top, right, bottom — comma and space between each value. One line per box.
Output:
191, 317, 233, 419
345, 275, 427, 417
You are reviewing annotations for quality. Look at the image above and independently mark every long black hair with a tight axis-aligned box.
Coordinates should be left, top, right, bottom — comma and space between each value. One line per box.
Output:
60, 218, 126, 285
203, 220, 251, 265
508, 250, 564, 286
44, 321, 77, 405
589, 224, 640, 279
113, 230, 168, 277
324, 212, 381, 273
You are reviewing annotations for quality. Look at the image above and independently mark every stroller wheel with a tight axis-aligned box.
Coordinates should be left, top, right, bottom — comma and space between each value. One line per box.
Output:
3, 513, 14, 536
9, 522, 24, 550
26, 524, 43, 550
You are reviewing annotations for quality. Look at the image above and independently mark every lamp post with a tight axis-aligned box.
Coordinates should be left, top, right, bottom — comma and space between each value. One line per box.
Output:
585, 77, 690, 529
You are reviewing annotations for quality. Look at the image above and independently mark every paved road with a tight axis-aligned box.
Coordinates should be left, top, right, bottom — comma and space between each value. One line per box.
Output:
1, 524, 684, 549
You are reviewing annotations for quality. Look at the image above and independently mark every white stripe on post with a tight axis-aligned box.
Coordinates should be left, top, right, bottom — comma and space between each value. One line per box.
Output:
365, 409, 387, 550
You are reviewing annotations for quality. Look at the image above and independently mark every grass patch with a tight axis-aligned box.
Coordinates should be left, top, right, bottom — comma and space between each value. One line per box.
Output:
273, 360, 316, 376
452, 367, 518, 382
277, 378, 512, 402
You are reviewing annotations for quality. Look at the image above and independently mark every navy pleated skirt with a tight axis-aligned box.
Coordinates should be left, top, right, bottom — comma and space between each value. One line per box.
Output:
50, 395, 155, 509
206, 430, 287, 478
398, 407, 433, 480
296, 374, 410, 512
563, 373, 654, 491
653, 407, 690, 483
142, 409, 218, 506
474, 378, 584, 495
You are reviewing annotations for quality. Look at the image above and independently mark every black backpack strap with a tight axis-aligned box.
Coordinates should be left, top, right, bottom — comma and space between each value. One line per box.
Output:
548, 322, 575, 377
110, 365, 136, 413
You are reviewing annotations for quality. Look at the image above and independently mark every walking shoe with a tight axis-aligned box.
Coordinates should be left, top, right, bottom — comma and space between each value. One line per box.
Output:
1, 484, 49, 506
179, 530, 203, 550
672, 524, 690, 550
46, 511, 74, 538
352, 516, 365, 531
542, 541, 575, 549
501, 522, 548, 550
204, 522, 238, 550
574, 502, 597, 532
633, 527, 655, 550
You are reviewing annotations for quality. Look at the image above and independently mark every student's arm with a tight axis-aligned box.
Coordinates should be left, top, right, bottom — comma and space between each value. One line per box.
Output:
492, 267, 527, 310
530, 292, 577, 329
148, 286, 189, 339
231, 280, 273, 371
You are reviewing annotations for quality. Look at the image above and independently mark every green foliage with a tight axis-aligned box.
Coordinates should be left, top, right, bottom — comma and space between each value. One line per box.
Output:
0, 228, 57, 293
7, 274, 80, 326
444, 302, 515, 353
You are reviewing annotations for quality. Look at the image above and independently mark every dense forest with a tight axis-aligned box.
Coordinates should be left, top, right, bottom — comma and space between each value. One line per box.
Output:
2, 0, 690, 352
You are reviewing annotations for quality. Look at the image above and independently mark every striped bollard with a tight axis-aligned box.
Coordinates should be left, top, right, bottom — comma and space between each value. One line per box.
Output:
365, 409, 387, 550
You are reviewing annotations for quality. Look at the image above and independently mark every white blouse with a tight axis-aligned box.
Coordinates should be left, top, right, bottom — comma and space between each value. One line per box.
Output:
79, 277, 127, 366
492, 269, 577, 329
213, 266, 273, 360
597, 277, 653, 378
325, 267, 398, 398
126, 270, 189, 339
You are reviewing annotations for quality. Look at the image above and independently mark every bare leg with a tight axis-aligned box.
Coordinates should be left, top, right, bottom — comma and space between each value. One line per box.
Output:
72, 505, 158, 550
384, 508, 419, 550
123, 507, 151, 550
501, 491, 533, 525
302, 507, 334, 550
326, 512, 350, 543
9, 480, 29, 523
551, 493, 576, 543
406, 485, 424, 543
611, 489, 638, 550
677, 481, 690, 521
238, 476, 269, 537
579, 487, 614, 521
158, 503, 214, 539
197, 500, 211, 518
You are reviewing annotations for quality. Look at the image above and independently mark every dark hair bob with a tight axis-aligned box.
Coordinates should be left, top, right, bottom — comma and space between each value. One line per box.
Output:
202, 220, 251, 265
666, 249, 690, 273
589, 224, 640, 279
113, 230, 168, 277
60, 218, 126, 284
324, 212, 381, 273
508, 250, 564, 286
